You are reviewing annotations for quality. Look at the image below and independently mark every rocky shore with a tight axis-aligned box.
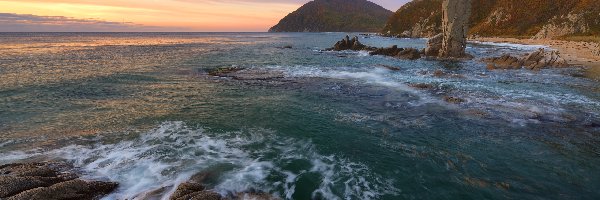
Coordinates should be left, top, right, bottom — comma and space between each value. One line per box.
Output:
0, 162, 118, 200
0, 162, 279, 200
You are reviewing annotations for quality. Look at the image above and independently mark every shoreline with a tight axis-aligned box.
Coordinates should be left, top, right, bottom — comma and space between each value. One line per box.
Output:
470, 37, 600, 80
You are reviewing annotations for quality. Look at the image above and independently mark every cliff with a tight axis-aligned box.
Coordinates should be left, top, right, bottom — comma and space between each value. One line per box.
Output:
383, 0, 600, 39
269, 0, 393, 32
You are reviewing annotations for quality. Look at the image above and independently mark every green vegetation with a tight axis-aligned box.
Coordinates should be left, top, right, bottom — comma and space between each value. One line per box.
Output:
383, 0, 600, 38
269, 0, 393, 32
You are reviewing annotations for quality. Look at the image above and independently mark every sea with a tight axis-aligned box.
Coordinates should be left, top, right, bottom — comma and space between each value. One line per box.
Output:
0, 32, 599, 199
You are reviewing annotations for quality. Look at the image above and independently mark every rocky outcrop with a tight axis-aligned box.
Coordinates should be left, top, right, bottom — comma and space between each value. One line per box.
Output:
424, 33, 443, 56
329, 35, 373, 51
328, 36, 422, 60
439, 0, 472, 58
370, 46, 422, 60
594, 43, 600, 56
533, 12, 590, 39
0, 162, 118, 200
169, 170, 279, 200
269, 0, 393, 32
483, 48, 569, 70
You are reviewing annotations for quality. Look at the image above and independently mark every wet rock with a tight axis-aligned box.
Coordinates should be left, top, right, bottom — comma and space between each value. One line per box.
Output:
378, 65, 401, 71
443, 96, 466, 104
483, 49, 569, 70
6, 179, 118, 200
482, 54, 523, 70
439, 0, 472, 58
370, 46, 421, 60
410, 83, 435, 90
424, 33, 443, 57
169, 182, 221, 200
329, 35, 372, 51
282, 45, 292, 49
522, 48, 569, 70
0, 162, 117, 200
433, 69, 446, 77
208, 67, 246, 77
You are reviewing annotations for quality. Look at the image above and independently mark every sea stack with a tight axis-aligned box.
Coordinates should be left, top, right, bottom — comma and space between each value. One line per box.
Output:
439, 0, 472, 58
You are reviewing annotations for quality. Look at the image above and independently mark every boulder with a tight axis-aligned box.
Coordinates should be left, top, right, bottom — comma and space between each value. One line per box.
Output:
424, 33, 443, 57
370, 46, 421, 60
483, 49, 569, 70
482, 54, 523, 69
522, 48, 569, 70
439, 0, 472, 58
0, 162, 117, 200
169, 182, 221, 200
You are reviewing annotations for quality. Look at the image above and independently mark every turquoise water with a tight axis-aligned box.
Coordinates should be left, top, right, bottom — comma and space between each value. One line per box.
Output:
0, 33, 599, 199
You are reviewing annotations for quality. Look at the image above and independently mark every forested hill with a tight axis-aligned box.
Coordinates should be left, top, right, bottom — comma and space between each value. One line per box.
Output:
269, 0, 393, 32
382, 0, 600, 39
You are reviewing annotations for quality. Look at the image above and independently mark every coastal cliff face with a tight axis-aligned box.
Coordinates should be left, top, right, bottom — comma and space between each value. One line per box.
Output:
383, 0, 600, 38
269, 0, 393, 32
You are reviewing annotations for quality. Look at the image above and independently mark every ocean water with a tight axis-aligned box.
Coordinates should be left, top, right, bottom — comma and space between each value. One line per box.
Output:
0, 32, 599, 200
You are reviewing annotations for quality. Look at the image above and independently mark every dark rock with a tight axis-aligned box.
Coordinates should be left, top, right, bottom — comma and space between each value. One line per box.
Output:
208, 67, 246, 77
0, 162, 117, 200
410, 83, 435, 90
370, 45, 401, 56
330, 35, 370, 51
443, 96, 466, 104
281, 45, 292, 49
396, 48, 422, 60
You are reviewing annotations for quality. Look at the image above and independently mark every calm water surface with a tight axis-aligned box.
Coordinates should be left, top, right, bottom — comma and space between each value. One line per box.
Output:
0, 32, 599, 199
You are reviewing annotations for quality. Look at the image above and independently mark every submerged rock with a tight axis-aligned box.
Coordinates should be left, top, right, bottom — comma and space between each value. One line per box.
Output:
443, 96, 466, 104
0, 162, 117, 200
483, 48, 569, 70
208, 67, 246, 77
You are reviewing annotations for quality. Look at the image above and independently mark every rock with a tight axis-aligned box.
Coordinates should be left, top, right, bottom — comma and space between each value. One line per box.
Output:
208, 67, 246, 77
370, 45, 401, 56
410, 83, 435, 90
443, 96, 466, 104
522, 48, 569, 70
594, 44, 600, 57
482, 54, 523, 70
0, 162, 117, 200
282, 45, 292, 49
439, 0, 472, 58
370, 46, 421, 60
483, 49, 569, 70
330, 35, 371, 51
6, 179, 118, 200
424, 33, 443, 57
169, 182, 221, 200
396, 48, 422, 60
433, 69, 446, 77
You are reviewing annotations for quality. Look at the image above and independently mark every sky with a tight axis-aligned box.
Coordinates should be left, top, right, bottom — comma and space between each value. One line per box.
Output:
0, 0, 410, 32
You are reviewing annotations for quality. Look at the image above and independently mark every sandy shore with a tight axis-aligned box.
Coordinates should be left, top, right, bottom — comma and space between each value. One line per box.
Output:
471, 37, 600, 80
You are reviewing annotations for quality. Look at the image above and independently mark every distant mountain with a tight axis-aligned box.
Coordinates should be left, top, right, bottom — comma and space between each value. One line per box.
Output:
269, 0, 393, 32
382, 0, 600, 39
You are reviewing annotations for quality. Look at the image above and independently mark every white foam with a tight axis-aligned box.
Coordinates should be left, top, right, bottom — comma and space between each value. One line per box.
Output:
0, 121, 399, 200
470, 41, 549, 50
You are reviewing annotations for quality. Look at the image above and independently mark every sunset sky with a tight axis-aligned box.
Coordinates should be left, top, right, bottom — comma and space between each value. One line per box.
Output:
0, 0, 409, 32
